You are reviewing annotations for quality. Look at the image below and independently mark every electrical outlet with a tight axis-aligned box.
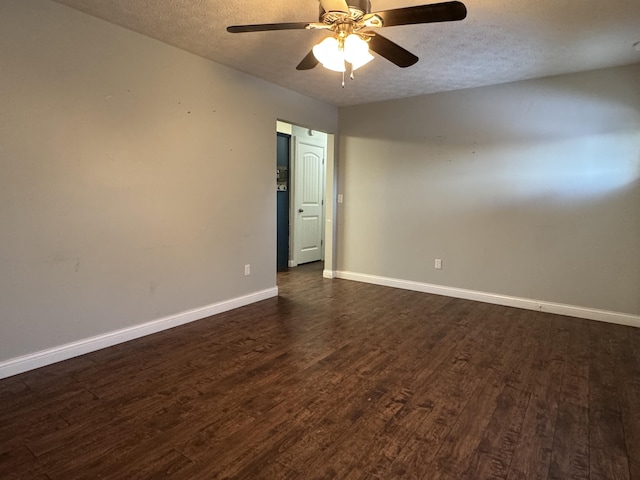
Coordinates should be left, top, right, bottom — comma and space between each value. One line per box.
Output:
435, 258, 442, 270
244, 264, 251, 276
337, 194, 344, 204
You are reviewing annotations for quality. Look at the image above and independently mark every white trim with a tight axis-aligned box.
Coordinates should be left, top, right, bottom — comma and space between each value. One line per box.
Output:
336, 271, 640, 328
288, 260, 298, 268
276, 120, 292, 135
323, 269, 336, 279
0, 287, 278, 380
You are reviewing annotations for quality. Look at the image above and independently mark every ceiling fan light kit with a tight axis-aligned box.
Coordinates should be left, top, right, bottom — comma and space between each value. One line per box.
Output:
312, 34, 374, 72
227, 0, 467, 85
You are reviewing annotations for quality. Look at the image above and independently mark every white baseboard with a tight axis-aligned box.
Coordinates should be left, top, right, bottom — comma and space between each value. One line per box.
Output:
323, 269, 336, 279
336, 271, 640, 328
0, 287, 278, 380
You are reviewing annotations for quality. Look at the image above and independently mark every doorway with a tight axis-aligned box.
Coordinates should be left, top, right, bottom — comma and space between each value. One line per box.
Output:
276, 121, 333, 274
276, 132, 290, 272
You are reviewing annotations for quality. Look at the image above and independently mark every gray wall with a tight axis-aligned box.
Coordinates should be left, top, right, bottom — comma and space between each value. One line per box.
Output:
337, 65, 640, 316
0, 0, 337, 362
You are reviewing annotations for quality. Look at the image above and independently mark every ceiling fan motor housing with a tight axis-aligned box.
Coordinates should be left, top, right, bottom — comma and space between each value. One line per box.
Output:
319, 0, 371, 19
348, 0, 371, 14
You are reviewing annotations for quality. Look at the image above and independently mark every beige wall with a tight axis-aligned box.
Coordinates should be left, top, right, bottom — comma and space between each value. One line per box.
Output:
0, 0, 337, 363
337, 65, 640, 316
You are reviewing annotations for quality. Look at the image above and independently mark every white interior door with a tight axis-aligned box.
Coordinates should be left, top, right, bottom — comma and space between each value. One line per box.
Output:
294, 140, 325, 265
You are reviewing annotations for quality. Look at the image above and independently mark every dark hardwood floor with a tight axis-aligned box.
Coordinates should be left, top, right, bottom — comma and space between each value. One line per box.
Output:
1, 262, 639, 479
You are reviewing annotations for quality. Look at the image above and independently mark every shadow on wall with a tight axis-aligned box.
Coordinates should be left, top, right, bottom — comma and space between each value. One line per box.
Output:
336, 65, 640, 315
340, 65, 640, 202
340, 64, 640, 143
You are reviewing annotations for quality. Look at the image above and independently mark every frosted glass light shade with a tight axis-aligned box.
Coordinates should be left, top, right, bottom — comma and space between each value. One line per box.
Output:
344, 34, 374, 70
312, 37, 346, 72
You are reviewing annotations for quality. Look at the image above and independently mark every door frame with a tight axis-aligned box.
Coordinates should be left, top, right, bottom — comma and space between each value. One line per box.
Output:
276, 120, 336, 278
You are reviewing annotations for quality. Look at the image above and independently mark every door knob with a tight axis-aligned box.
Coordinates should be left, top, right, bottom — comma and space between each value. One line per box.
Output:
298, 208, 304, 213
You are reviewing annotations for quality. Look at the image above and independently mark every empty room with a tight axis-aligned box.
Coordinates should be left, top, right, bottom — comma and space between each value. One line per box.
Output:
1, 0, 639, 478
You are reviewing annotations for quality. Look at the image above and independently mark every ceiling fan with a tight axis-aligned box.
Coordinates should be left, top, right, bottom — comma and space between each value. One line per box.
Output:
226, 0, 467, 80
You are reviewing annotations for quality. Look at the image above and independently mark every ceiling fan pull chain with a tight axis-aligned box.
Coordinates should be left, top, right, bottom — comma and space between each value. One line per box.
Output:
342, 70, 345, 88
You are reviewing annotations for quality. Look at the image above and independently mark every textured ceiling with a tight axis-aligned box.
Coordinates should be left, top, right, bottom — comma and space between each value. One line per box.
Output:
52, 0, 640, 106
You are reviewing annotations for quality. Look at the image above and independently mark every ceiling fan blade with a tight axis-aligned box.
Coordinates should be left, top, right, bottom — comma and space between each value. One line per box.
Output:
296, 50, 319, 70
374, 1, 467, 28
227, 22, 311, 33
369, 34, 418, 68
319, 0, 350, 13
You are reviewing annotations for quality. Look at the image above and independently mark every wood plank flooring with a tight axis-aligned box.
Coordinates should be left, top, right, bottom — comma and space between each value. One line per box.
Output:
1, 261, 639, 479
